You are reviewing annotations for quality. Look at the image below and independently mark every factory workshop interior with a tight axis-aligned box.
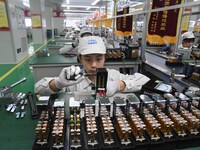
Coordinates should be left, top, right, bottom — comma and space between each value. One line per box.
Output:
1, 0, 200, 150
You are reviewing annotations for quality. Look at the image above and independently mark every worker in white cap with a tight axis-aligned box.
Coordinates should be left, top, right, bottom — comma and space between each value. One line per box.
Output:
178, 31, 195, 49
101, 37, 114, 49
59, 28, 93, 55
35, 36, 150, 96
64, 27, 80, 39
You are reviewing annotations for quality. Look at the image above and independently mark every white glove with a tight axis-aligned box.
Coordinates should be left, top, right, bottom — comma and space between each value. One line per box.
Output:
54, 65, 84, 89
106, 81, 120, 97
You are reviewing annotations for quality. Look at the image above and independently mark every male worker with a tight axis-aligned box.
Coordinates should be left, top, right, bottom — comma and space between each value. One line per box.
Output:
59, 27, 93, 55
35, 36, 150, 97
178, 31, 195, 49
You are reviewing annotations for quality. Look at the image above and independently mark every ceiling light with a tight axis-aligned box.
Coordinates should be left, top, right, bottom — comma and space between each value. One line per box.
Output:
65, 17, 84, 20
86, 7, 91, 10
23, 0, 30, 8
63, 10, 93, 13
61, 4, 99, 8
64, 12, 91, 15
91, 0, 100, 5
66, 0, 69, 4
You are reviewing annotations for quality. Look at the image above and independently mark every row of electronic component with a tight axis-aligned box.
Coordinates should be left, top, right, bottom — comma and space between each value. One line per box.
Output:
106, 50, 122, 59
190, 101, 200, 119
86, 92, 199, 144
128, 107, 146, 141
153, 98, 199, 137
136, 95, 163, 140
145, 104, 174, 139
100, 106, 114, 144
35, 111, 49, 145
120, 92, 200, 142
85, 106, 98, 146
157, 102, 188, 137
170, 102, 199, 135
68, 92, 200, 148
146, 93, 199, 137
143, 112, 161, 140
155, 111, 174, 138
52, 108, 65, 149
115, 107, 132, 145
70, 107, 81, 148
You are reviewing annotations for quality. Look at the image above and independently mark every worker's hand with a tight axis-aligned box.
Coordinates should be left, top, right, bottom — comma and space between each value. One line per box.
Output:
72, 39, 79, 48
106, 81, 120, 97
54, 65, 84, 89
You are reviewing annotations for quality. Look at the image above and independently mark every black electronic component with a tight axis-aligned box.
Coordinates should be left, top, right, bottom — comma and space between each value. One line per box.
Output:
113, 96, 126, 117
185, 91, 200, 109
27, 92, 39, 119
177, 93, 191, 111
139, 94, 155, 117
96, 68, 108, 96
125, 94, 140, 117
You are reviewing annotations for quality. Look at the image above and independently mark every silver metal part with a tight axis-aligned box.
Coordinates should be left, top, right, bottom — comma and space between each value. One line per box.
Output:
0, 78, 27, 98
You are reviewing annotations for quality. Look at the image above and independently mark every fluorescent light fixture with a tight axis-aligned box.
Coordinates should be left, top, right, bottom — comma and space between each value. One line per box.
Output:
23, 0, 30, 8
61, 4, 99, 8
66, 0, 70, 4
64, 12, 91, 15
130, 2, 143, 7
65, 17, 84, 20
63, 10, 93, 13
23, 3, 30, 7
91, 0, 100, 5
86, 7, 91, 10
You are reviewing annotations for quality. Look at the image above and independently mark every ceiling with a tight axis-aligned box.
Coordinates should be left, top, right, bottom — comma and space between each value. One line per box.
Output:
24, 0, 145, 19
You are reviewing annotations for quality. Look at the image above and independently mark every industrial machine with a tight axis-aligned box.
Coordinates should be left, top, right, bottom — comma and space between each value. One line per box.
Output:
165, 53, 183, 66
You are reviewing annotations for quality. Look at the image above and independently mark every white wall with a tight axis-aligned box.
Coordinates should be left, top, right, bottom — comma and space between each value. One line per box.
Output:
0, 0, 28, 64
53, 17, 65, 33
45, 7, 52, 29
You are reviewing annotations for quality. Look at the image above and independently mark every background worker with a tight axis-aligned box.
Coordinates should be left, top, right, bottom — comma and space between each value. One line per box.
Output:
35, 36, 150, 97
59, 27, 93, 55
65, 27, 80, 39
178, 31, 195, 49
101, 37, 114, 49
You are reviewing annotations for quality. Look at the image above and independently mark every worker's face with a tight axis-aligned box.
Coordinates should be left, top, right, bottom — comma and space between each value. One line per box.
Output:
182, 39, 194, 48
79, 54, 105, 73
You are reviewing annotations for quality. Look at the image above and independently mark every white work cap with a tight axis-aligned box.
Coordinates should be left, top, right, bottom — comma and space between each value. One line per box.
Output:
74, 27, 80, 32
182, 31, 195, 40
78, 36, 106, 55
80, 28, 93, 37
